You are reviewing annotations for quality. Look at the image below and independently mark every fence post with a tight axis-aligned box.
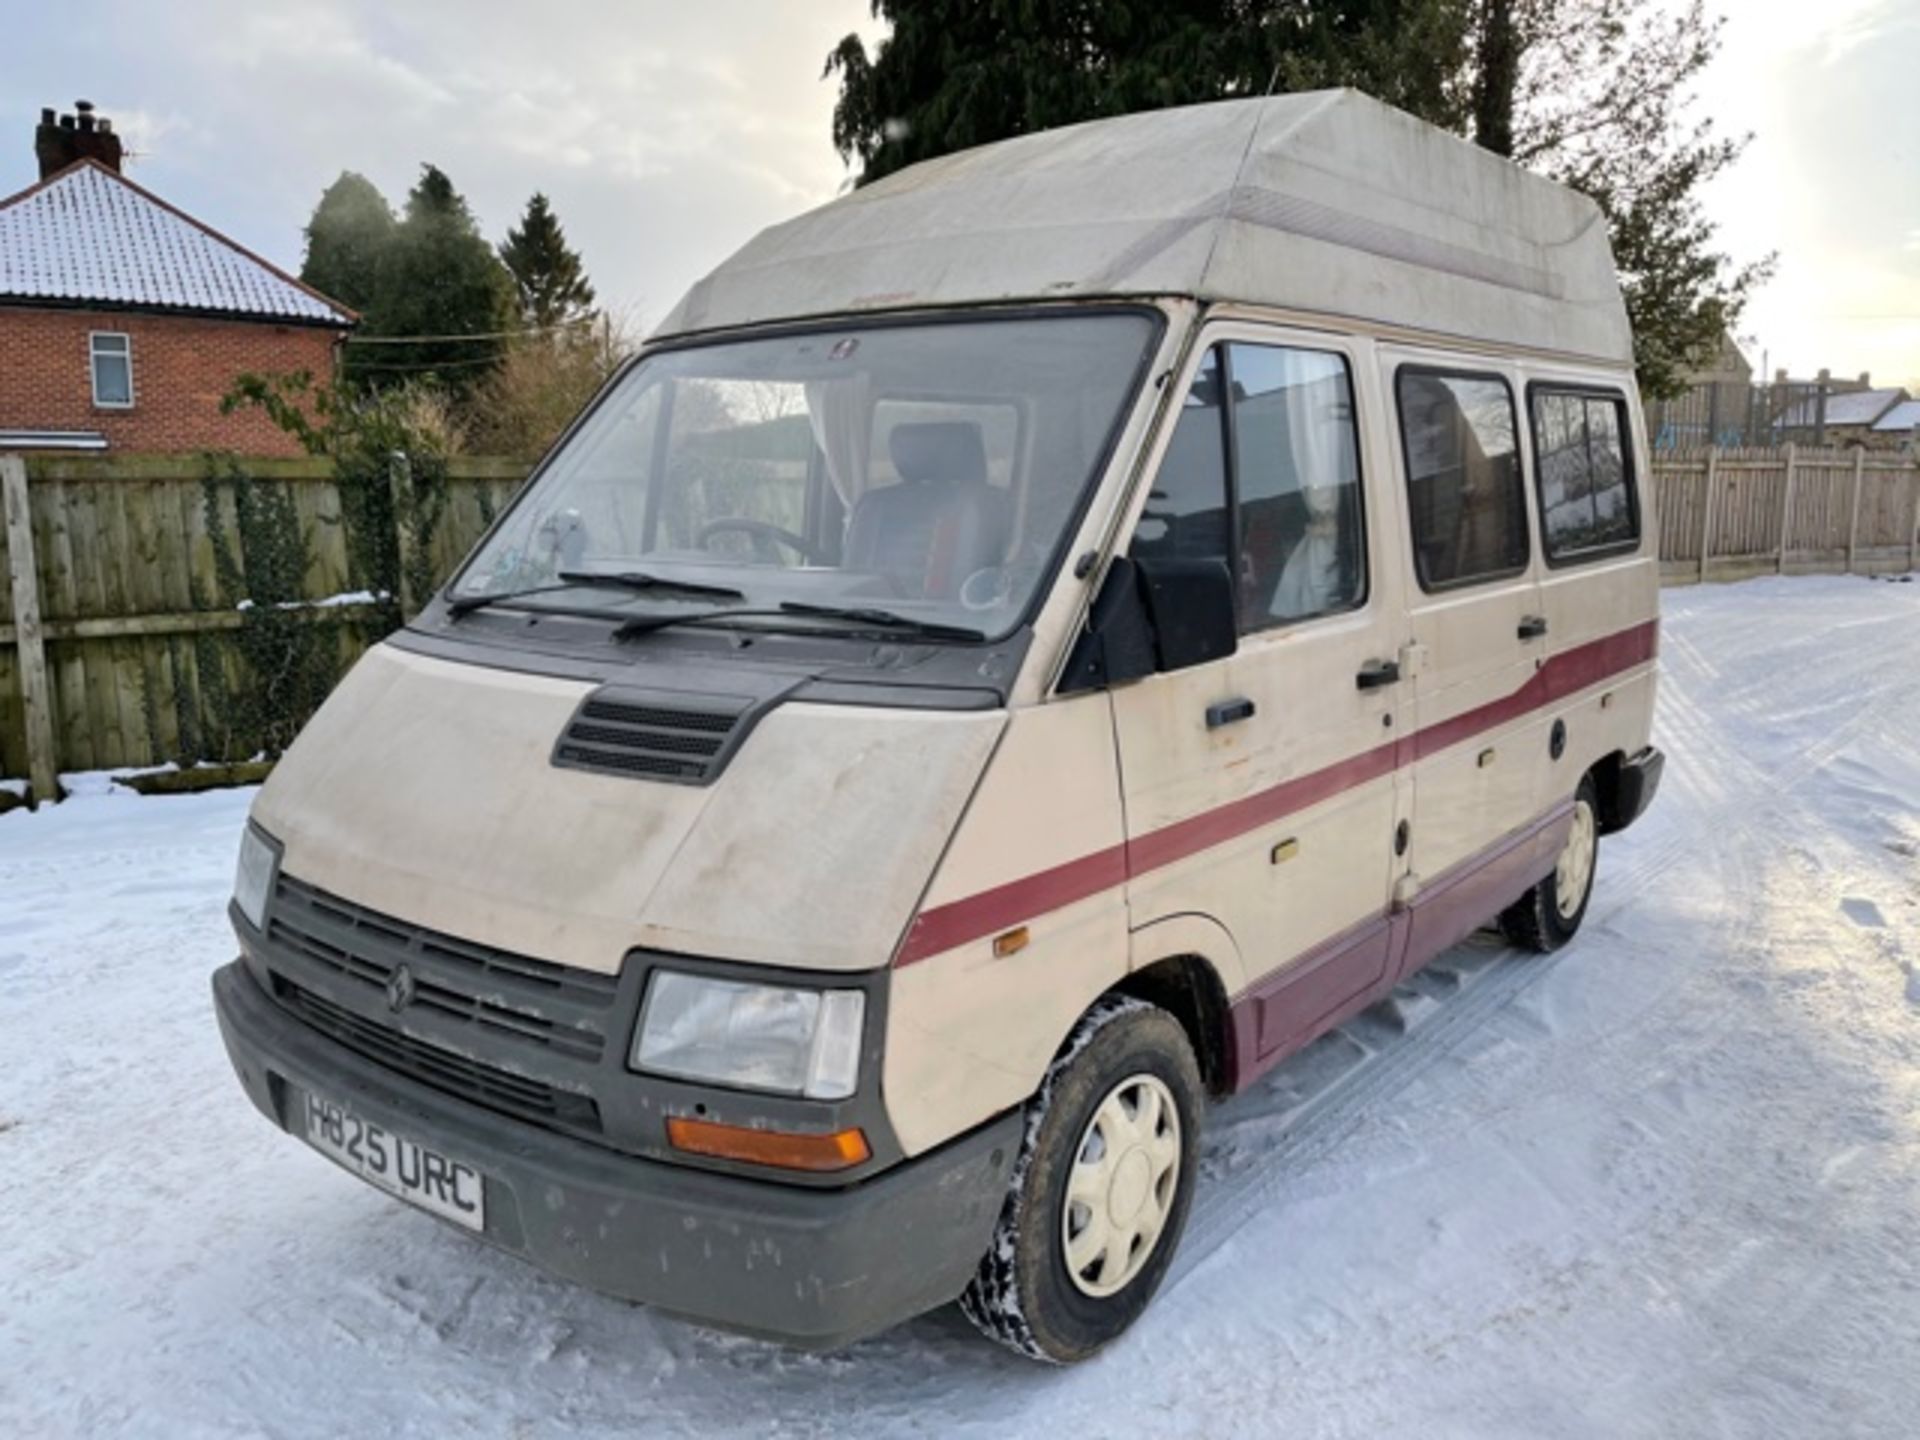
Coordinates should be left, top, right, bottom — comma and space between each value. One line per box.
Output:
1, 455, 59, 806
1776, 442, 1796, 574
388, 450, 416, 620
1908, 455, 1920, 574
1698, 446, 1720, 583
1845, 447, 1865, 575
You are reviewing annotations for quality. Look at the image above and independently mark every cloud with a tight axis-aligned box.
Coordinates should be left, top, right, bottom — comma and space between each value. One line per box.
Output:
1, 0, 877, 330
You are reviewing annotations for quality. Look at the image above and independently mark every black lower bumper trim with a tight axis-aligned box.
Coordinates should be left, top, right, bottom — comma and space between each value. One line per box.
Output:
1603, 744, 1665, 834
213, 961, 1018, 1349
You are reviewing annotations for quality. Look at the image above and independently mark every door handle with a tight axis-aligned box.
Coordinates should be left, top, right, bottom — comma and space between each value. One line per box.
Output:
1517, 615, 1548, 640
1355, 659, 1401, 691
1206, 696, 1256, 729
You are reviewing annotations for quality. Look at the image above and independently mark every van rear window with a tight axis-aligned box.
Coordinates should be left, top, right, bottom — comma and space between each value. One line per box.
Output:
1530, 389, 1640, 562
1396, 370, 1529, 591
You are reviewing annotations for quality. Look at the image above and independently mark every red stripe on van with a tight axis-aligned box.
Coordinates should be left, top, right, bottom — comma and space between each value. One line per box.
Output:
896, 844, 1129, 965
893, 618, 1657, 967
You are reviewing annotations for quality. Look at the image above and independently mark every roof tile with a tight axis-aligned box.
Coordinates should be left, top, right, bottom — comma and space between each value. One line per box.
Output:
0, 160, 351, 325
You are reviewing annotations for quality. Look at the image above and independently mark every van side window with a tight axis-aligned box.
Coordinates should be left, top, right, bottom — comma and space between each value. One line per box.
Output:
1226, 343, 1365, 631
1530, 388, 1639, 561
1129, 348, 1230, 566
1396, 370, 1528, 590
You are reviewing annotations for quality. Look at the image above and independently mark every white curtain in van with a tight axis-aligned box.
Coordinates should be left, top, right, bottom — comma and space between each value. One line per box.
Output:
1269, 358, 1351, 621
804, 375, 873, 508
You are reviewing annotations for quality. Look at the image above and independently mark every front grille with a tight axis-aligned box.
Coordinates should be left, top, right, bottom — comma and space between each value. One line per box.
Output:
275, 975, 602, 1134
551, 690, 755, 785
269, 876, 617, 1062
262, 876, 621, 1141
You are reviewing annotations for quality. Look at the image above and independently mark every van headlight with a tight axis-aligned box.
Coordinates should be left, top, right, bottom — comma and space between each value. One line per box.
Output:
233, 825, 280, 932
632, 971, 866, 1101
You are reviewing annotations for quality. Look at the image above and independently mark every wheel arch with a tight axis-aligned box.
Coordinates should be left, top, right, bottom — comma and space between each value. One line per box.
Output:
1112, 913, 1243, 1098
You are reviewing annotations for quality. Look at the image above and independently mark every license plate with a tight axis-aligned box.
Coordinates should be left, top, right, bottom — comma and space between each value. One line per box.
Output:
301, 1091, 486, 1232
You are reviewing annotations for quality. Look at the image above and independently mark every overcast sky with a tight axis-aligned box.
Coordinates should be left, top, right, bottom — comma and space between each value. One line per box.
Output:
2, 0, 1913, 387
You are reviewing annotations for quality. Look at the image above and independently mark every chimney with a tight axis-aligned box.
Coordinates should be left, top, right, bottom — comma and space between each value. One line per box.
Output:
35, 99, 124, 178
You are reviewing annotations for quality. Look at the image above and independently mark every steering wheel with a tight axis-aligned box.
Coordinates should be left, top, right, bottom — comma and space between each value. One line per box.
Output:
695, 517, 835, 565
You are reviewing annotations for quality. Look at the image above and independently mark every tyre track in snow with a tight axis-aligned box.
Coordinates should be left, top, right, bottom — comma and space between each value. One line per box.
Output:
1170, 585, 1920, 1290
1425, 594, 1916, 1140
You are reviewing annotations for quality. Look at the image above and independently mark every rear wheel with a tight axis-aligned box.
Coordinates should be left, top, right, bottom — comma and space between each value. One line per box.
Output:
1500, 775, 1600, 952
959, 995, 1202, 1363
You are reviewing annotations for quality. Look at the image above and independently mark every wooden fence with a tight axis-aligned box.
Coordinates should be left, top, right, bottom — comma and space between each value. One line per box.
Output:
1651, 445, 1920, 584
0, 452, 525, 801
3, 444, 1917, 804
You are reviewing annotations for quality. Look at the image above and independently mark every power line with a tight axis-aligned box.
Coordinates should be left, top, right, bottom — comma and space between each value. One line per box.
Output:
341, 316, 600, 346
345, 353, 518, 372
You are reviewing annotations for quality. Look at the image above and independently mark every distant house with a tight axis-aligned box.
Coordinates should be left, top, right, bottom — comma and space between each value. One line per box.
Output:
1773, 384, 1913, 445
0, 101, 354, 457
1871, 397, 1920, 442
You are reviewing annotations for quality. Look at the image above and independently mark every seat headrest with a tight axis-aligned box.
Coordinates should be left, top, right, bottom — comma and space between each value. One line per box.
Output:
889, 421, 987, 487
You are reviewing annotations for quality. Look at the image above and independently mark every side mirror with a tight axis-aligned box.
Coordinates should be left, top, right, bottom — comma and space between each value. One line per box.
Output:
1058, 554, 1236, 694
1136, 555, 1237, 671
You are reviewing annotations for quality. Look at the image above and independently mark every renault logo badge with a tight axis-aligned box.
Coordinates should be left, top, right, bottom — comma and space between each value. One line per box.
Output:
386, 963, 417, 1013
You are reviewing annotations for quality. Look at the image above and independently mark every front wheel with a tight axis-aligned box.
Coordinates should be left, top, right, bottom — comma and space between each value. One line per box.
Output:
1500, 775, 1600, 951
960, 996, 1203, 1364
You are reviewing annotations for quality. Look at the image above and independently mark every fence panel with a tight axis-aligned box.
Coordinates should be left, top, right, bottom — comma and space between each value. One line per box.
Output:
0, 453, 530, 791
1657, 455, 1709, 563
1655, 446, 1918, 583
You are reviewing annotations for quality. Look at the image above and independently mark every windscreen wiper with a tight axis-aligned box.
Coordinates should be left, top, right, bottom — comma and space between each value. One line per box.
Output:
556, 570, 746, 601
445, 581, 579, 617
445, 569, 745, 618
776, 601, 987, 642
608, 603, 986, 643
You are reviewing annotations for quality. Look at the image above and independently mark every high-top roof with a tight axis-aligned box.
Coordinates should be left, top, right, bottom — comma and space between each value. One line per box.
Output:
0, 159, 353, 327
658, 90, 1631, 365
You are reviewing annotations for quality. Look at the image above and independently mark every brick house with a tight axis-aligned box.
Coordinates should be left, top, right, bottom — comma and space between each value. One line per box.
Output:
0, 102, 354, 456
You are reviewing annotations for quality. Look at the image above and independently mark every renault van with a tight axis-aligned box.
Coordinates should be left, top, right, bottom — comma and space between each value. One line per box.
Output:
214, 90, 1663, 1363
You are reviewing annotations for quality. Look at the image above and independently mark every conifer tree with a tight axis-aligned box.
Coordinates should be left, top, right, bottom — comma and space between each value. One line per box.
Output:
355, 164, 517, 394
299, 172, 394, 315
499, 193, 597, 332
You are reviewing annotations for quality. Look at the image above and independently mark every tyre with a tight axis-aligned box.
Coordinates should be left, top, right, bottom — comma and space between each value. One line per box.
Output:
1500, 774, 1600, 952
959, 994, 1203, 1364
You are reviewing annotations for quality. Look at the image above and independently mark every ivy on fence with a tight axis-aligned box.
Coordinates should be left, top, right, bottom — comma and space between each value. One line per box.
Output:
200, 459, 342, 758
224, 370, 451, 635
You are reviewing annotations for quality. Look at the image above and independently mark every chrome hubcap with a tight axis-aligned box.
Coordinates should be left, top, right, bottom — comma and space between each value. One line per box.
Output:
1555, 798, 1597, 920
1061, 1073, 1182, 1298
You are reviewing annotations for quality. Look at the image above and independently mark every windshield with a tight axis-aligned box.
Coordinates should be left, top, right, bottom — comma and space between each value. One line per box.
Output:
451, 311, 1160, 640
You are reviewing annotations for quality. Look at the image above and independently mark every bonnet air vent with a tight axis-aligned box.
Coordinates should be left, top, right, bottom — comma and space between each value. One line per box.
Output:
551, 686, 761, 785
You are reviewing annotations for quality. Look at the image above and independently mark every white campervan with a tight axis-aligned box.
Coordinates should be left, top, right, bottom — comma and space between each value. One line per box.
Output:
215, 91, 1663, 1362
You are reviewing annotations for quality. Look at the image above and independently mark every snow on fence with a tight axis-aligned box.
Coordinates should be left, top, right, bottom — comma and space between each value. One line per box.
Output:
3, 445, 1917, 805
1651, 445, 1920, 585
0, 452, 525, 802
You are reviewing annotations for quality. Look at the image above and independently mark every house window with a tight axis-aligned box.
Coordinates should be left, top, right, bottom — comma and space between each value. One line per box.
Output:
90, 332, 133, 408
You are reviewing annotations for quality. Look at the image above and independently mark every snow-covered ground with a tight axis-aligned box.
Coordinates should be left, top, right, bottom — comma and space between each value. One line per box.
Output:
3, 574, 1918, 1439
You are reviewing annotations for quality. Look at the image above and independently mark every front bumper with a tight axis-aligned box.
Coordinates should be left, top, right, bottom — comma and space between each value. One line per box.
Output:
212, 961, 1018, 1349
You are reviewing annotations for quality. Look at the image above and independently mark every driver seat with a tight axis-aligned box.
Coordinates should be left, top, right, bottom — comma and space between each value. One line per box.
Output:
844, 422, 1011, 599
